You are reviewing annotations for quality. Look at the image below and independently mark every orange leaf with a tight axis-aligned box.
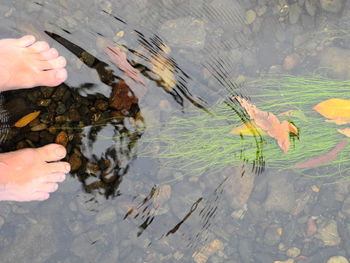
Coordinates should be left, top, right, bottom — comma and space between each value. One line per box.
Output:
229, 121, 266, 136
293, 140, 348, 168
106, 46, 144, 84
337, 128, 350, 137
14, 111, 41, 128
313, 98, 350, 124
278, 110, 294, 117
326, 119, 350, 125
235, 96, 294, 153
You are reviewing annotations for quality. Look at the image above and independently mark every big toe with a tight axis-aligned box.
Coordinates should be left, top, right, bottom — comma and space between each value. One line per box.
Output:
37, 144, 67, 162
18, 35, 36, 47
34, 68, 68, 87
29, 41, 50, 53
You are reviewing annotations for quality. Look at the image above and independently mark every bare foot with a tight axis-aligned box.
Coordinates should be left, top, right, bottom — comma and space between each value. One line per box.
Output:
0, 144, 70, 201
0, 35, 67, 92
0, 36, 70, 202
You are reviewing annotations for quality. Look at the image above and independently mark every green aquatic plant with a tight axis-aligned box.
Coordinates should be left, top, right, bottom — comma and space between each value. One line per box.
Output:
140, 74, 350, 182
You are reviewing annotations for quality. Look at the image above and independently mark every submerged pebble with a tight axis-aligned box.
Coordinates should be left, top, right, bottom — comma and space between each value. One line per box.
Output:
327, 256, 349, 263
55, 131, 69, 147
245, 9, 256, 25
320, 0, 344, 13
159, 17, 206, 49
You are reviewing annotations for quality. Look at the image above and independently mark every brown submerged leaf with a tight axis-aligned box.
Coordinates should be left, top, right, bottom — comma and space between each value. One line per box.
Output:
235, 96, 296, 153
106, 46, 144, 84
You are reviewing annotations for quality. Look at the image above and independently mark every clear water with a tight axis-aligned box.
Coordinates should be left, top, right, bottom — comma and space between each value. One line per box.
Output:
1, 0, 350, 262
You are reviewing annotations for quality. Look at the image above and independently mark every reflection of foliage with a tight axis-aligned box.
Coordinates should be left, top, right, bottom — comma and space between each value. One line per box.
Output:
142, 75, 350, 183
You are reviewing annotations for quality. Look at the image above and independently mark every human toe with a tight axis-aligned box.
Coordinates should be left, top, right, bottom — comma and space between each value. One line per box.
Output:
38, 56, 66, 70
40, 48, 59, 60
35, 68, 68, 86
47, 173, 66, 183
36, 183, 58, 193
17, 35, 36, 47
46, 162, 71, 174
37, 144, 67, 162
31, 192, 50, 201
29, 41, 50, 53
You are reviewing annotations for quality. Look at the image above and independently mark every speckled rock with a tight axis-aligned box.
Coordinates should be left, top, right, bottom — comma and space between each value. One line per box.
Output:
264, 174, 295, 213
327, 256, 349, 263
224, 166, 254, 209
320, 0, 344, 13
289, 3, 302, 24
315, 219, 341, 246
319, 47, 350, 79
305, 0, 317, 16
95, 206, 117, 225
341, 195, 350, 218
159, 17, 206, 49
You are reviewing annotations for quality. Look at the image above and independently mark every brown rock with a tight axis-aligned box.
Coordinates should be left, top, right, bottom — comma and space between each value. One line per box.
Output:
192, 239, 224, 263
153, 185, 171, 209
109, 81, 138, 111
26, 132, 40, 143
320, 47, 350, 79
55, 115, 68, 123
306, 217, 317, 236
315, 219, 341, 246
69, 152, 82, 172
224, 166, 255, 209
16, 140, 29, 149
68, 108, 81, 122
95, 99, 109, 111
283, 53, 301, 70
264, 174, 295, 213
30, 123, 47, 132
55, 131, 69, 147
39, 130, 54, 144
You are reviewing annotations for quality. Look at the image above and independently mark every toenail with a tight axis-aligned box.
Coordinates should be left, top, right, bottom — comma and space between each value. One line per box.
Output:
55, 147, 66, 158
51, 48, 58, 55
65, 163, 71, 173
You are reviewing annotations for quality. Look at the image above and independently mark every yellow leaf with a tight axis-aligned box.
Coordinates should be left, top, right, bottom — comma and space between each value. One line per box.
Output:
235, 96, 296, 153
313, 98, 350, 123
229, 121, 266, 136
326, 119, 350, 125
150, 45, 176, 92
14, 111, 41, 128
337, 128, 350, 137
